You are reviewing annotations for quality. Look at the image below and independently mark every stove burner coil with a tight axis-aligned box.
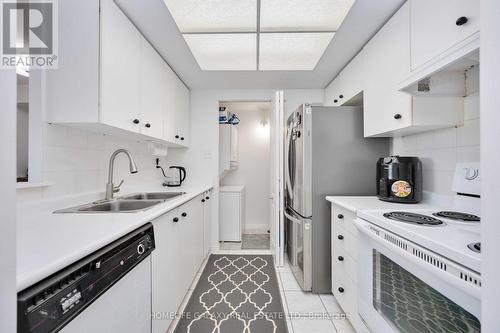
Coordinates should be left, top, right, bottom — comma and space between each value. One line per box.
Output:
383, 212, 444, 226
434, 211, 480, 222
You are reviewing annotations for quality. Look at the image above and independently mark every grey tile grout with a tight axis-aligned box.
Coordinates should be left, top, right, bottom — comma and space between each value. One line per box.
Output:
318, 294, 339, 333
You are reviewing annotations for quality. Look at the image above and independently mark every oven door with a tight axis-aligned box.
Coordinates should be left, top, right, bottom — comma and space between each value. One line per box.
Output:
354, 218, 481, 333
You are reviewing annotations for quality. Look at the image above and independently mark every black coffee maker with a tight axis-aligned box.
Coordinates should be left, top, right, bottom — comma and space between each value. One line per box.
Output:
377, 156, 422, 203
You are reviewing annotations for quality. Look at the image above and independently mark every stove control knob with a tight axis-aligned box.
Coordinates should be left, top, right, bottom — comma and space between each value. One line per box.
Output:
137, 243, 145, 255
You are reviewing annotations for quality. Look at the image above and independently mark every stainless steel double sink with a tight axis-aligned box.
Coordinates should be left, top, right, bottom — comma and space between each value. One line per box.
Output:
54, 192, 186, 213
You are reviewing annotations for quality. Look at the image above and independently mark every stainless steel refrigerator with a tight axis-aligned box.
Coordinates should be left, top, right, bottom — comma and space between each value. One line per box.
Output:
284, 104, 388, 293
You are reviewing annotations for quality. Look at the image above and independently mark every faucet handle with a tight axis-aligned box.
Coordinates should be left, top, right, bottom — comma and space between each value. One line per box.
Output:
113, 179, 124, 193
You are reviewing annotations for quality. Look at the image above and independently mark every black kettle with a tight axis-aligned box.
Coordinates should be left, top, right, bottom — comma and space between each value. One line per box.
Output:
164, 166, 186, 187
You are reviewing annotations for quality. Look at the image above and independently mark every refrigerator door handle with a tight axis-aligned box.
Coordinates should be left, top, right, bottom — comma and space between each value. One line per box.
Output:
285, 124, 294, 201
284, 209, 302, 225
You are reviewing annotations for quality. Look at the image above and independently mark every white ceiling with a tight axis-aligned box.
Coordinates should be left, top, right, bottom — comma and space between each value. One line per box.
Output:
116, 0, 405, 89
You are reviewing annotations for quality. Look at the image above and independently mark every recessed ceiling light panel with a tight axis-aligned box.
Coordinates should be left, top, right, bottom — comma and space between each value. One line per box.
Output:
259, 32, 334, 70
163, 0, 257, 33
260, 0, 355, 32
183, 34, 257, 70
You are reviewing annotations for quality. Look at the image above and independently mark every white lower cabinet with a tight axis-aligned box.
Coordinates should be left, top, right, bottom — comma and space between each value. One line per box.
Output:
151, 193, 209, 333
219, 186, 245, 242
202, 190, 213, 257
331, 203, 369, 333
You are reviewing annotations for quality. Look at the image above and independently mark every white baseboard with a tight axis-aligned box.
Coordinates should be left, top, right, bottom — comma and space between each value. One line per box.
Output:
242, 224, 270, 234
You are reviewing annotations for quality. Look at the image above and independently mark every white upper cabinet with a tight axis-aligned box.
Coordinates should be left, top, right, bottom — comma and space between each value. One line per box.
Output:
138, 38, 165, 139
324, 48, 365, 106
100, 0, 142, 133
363, 2, 413, 136
362, 2, 464, 137
45, 0, 189, 147
410, 0, 479, 71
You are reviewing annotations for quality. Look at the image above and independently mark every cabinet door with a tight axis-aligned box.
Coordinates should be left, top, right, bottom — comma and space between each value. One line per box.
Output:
100, 0, 141, 132
178, 203, 195, 295
173, 77, 190, 146
363, 2, 412, 137
203, 191, 212, 257
151, 209, 179, 333
161, 65, 178, 143
410, 0, 479, 70
139, 37, 164, 139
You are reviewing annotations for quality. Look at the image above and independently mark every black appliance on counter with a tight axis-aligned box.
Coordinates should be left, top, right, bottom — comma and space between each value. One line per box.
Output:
163, 166, 187, 187
377, 156, 422, 203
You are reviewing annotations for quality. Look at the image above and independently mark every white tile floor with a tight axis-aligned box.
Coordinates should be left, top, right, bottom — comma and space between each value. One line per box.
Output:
169, 249, 356, 333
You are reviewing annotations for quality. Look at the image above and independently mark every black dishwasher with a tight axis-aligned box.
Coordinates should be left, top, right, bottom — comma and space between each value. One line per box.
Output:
18, 223, 155, 333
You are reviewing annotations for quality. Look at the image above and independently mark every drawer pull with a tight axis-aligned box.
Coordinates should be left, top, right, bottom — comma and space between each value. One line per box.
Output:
173, 217, 179, 222
338, 256, 344, 261
181, 212, 187, 217
337, 234, 344, 240
338, 287, 344, 293
456, 16, 468, 26
337, 214, 344, 219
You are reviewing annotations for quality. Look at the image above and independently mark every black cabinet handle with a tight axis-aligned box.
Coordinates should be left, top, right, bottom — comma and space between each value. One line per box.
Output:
333, 99, 338, 103
394, 113, 402, 120
338, 287, 344, 293
133, 119, 140, 124
337, 214, 344, 219
338, 235, 344, 240
339, 94, 344, 99
338, 256, 344, 261
456, 16, 468, 26
181, 137, 185, 141
206, 196, 210, 200
181, 212, 187, 217
202, 199, 205, 203
175, 135, 180, 139
145, 123, 151, 128
173, 217, 179, 222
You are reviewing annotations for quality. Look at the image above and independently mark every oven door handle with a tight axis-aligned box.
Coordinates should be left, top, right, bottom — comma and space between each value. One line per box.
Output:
354, 218, 481, 300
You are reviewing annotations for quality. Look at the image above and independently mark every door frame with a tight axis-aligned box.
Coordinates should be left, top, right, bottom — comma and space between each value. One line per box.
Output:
272, 91, 285, 266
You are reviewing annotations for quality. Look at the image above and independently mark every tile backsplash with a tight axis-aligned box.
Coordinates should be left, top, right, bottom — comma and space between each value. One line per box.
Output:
391, 66, 480, 197
17, 124, 166, 202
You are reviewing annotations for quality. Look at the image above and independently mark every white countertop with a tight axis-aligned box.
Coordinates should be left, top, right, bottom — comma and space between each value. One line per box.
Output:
325, 196, 443, 213
16, 184, 213, 291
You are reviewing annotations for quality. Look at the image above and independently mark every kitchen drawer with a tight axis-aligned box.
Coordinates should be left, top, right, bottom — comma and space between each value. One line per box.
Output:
332, 205, 357, 235
332, 269, 357, 320
333, 225, 358, 261
333, 243, 357, 282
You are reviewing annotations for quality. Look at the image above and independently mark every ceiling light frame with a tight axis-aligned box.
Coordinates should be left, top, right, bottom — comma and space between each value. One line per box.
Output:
165, 0, 351, 70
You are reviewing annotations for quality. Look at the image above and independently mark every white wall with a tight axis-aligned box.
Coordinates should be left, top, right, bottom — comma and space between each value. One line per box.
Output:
480, 1, 500, 331
17, 124, 167, 201
391, 66, 480, 197
1, 69, 17, 333
220, 102, 272, 234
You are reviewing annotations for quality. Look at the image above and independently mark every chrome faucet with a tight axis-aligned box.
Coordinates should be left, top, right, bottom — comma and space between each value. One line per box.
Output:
105, 149, 138, 200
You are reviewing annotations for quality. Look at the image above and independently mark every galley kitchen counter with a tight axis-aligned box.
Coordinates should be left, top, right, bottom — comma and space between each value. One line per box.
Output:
325, 196, 441, 212
16, 184, 213, 291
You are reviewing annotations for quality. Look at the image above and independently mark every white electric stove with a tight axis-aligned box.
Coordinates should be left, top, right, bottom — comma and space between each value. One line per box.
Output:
355, 162, 482, 333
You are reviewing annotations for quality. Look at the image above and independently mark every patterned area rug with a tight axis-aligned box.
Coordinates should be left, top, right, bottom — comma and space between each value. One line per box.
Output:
174, 255, 288, 333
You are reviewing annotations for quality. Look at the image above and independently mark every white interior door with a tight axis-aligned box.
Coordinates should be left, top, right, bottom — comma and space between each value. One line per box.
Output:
270, 91, 285, 266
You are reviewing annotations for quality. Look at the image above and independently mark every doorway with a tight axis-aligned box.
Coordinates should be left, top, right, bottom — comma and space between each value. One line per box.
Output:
218, 101, 272, 250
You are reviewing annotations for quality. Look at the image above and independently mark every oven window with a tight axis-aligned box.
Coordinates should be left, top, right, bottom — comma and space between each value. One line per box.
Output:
373, 250, 480, 333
